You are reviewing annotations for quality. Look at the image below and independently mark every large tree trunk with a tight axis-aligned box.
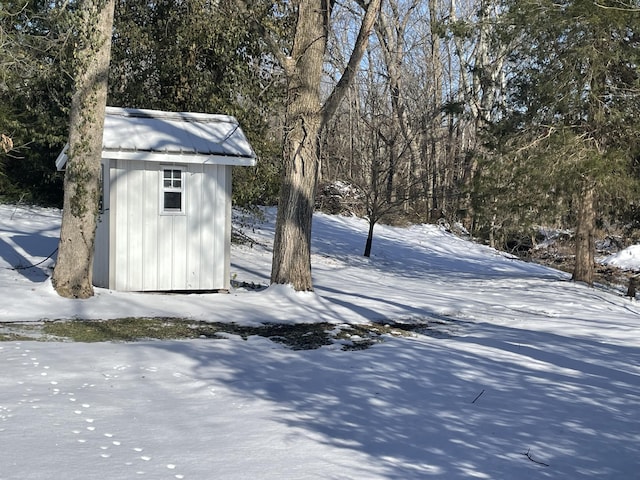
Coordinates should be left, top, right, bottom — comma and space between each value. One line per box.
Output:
270, 2, 327, 291
271, 0, 381, 291
572, 183, 596, 286
51, 0, 114, 298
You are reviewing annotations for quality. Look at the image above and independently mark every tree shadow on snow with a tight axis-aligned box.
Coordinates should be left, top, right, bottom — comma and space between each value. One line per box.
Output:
0, 234, 58, 281
310, 213, 566, 282
142, 321, 640, 479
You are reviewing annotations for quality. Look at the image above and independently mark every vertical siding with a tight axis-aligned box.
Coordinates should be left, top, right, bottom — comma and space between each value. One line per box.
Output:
107, 160, 232, 291
113, 160, 129, 290
156, 214, 173, 291
214, 165, 226, 287
190, 163, 230, 291
203, 164, 220, 288
223, 166, 232, 289
172, 214, 188, 289
127, 164, 144, 289
202, 166, 216, 287
142, 161, 158, 290
108, 162, 118, 288
92, 160, 110, 288
187, 166, 204, 289
210, 164, 229, 290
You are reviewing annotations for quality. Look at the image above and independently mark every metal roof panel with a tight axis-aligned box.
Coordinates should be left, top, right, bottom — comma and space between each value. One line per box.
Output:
102, 107, 256, 158
56, 107, 257, 169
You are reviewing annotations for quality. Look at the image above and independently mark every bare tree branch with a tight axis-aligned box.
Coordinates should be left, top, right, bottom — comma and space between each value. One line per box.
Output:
321, 0, 383, 126
521, 449, 550, 467
594, 1, 640, 11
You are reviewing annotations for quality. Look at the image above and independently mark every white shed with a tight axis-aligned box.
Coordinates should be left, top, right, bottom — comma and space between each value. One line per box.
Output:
56, 106, 256, 292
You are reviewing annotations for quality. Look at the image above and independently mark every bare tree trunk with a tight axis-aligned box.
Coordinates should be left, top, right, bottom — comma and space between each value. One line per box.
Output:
572, 183, 596, 286
427, 0, 443, 220
52, 0, 114, 298
372, 0, 422, 212
364, 219, 376, 257
270, 2, 328, 291
271, 0, 382, 291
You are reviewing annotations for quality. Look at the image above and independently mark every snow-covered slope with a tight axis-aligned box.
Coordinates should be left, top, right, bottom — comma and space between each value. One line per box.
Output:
1, 204, 639, 479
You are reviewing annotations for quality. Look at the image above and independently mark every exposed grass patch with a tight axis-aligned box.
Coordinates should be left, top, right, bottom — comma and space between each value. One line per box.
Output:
42, 318, 217, 343
2, 318, 449, 350
41, 319, 365, 349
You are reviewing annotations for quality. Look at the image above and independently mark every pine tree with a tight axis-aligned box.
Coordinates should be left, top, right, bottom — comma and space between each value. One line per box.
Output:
0, 1, 71, 205
478, 0, 640, 284
108, 0, 283, 206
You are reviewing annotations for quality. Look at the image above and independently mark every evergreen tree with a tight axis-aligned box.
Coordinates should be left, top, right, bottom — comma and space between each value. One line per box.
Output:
109, 0, 283, 206
476, 0, 640, 284
0, 1, 72, 205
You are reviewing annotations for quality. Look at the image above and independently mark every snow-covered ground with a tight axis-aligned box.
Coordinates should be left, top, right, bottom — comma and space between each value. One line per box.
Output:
1, 204, 639, 479
601, 244, 640, 271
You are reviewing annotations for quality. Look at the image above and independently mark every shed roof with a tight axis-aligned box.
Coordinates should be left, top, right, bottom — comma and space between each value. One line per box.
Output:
56, 107, 257, 170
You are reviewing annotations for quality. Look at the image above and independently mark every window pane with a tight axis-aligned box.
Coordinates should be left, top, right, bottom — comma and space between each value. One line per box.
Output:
164, 192, 182, 210
164, 170, 171, 179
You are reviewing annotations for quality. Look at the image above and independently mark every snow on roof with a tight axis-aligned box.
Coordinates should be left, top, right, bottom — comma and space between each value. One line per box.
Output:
56, 107, 257, 170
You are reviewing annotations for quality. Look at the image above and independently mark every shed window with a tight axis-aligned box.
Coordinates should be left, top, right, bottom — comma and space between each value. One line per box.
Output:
161, 167, 185, 214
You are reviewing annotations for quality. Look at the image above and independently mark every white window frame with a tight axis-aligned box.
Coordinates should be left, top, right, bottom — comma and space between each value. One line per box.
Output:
160, 165, 186, 215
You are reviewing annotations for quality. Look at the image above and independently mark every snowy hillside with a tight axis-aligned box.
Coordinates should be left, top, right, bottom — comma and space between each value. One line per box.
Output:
0, 204, 639, 479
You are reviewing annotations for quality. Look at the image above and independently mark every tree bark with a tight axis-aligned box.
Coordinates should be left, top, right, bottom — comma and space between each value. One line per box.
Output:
572, 183, 596, 286
271, 0, 382, 291
52, 0, 114, 298
627, 274, 639, 299
363, 219, 376, 257
270, 2, 328, 291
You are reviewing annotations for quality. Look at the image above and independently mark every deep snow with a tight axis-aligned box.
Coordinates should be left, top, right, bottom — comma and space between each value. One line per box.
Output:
1, 204, 639, 479
602, 244, 640, 271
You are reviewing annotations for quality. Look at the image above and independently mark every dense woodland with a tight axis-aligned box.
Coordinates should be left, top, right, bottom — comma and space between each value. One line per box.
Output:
2, 0, 640, 292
